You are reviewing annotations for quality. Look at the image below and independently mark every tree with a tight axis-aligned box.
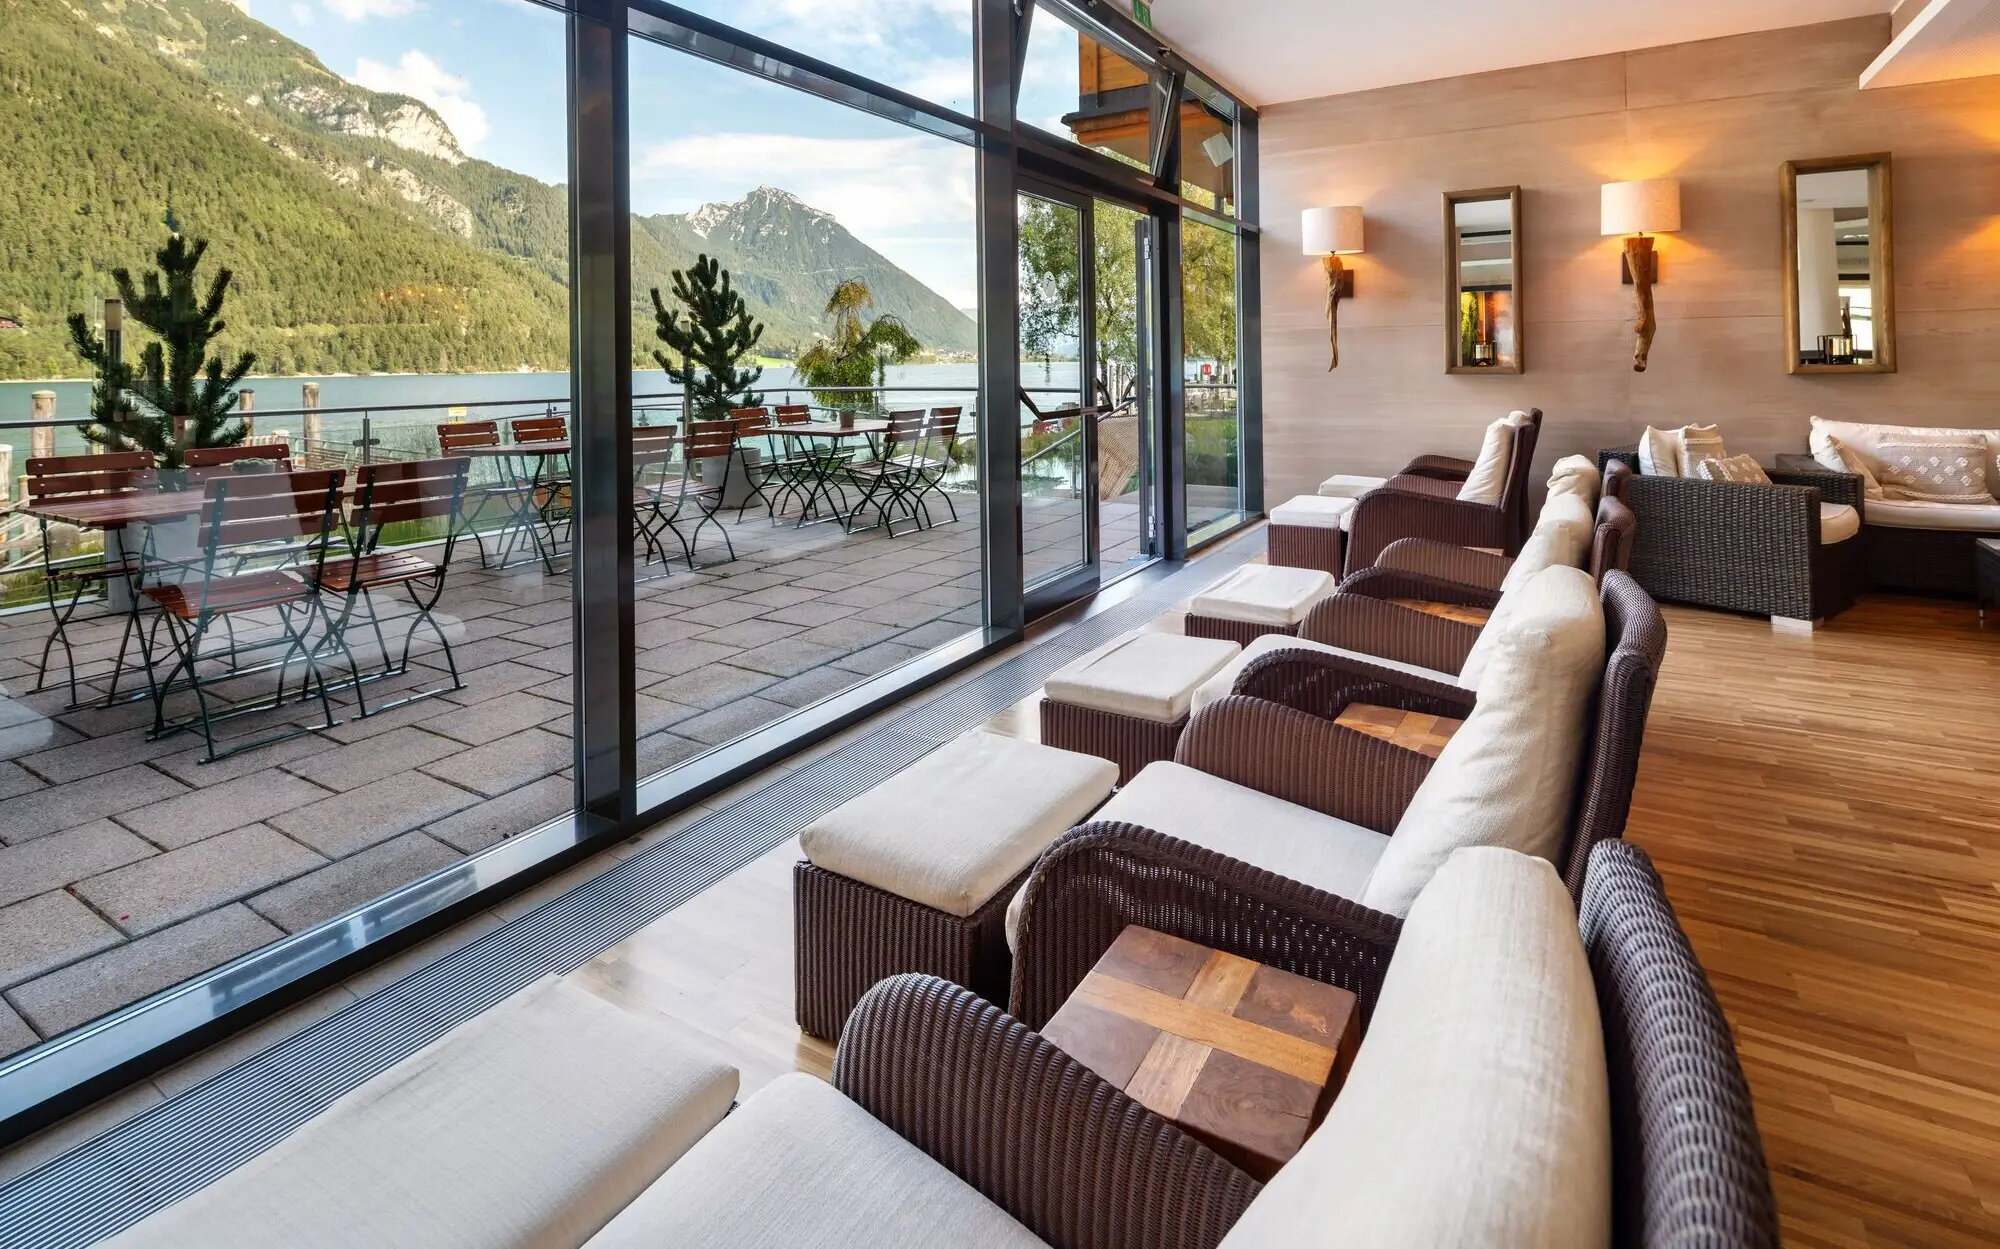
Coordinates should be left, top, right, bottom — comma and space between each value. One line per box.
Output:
1018, 200, 1080, 382
650, 255, 764, 420
71, 230, 254, 469
794, 279, 922, 412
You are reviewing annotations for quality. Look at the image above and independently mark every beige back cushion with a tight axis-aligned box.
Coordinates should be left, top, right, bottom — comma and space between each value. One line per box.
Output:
1495, 499, 1593, 600
1219, 847, 1611, 1249
1809, 430, 1884, 500
1811, 416, 2000, 495
1872, 432, 1993, 504
1637, 426, 1680, 477
1544, 454, 1601, 506
1675, 424, 1726, 476
1363, 565, 1605, 916
1457, 417, 1519, 503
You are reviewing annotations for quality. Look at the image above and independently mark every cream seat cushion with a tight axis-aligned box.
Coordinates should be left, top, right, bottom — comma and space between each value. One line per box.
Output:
1218, 847, 1610, 1249
1362, 565, 1605, 916
105, 977, 739, 1249
1191, 633, 1464, 716
1456, 416, 1520, 503
585, 1074, 1044, 1249
1821, 502, 1861, 544
1318, 473, 1387, 499
1006, 760, 1390, 949
1269, 494, 1355, 529
1810, 415, 2000, 494
1044, 631, 1242, 724
800, 730, 1116, 917
1190, 565, 1338, 627
1863, 499, 2000, 531
1543, 454, 1601, 505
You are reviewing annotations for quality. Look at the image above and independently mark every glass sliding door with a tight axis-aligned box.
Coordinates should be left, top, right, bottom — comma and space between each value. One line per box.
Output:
1182, 213, 1243, 538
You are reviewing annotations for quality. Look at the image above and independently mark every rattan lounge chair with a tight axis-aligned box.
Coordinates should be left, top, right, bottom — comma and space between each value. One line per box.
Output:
1340, 408, 1544, 571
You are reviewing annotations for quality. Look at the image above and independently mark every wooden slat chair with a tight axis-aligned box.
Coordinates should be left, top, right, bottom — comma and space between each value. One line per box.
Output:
436, 421, 525, 569
844, 410, 930, 537
634, 419, 737, 569
185, 444, 291, 471
187, 446, 305, 574
508, 414, 572, 559
761, 404, 835, 520
139, 469, 346, 763
722, 407, 783, 521
313, 457, 472, 718
630, 425, 683, 575
24, 452, 156, 706
909, 406, 963, 526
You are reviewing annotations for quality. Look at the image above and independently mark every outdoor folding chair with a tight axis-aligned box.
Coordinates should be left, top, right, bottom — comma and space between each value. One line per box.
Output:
758, 404, 831, 521
508, 413, 573, 565
909, 406, 962, 526
24, 452, 156, 707
139, 470, 345, 764
313, 457, 472, 719
635, 419, 737, 569
437, 421, 524, 569
185, 444, 291, 471
631, 425, 682, 577
843, 410, 929, 537
725, 407, 781, 521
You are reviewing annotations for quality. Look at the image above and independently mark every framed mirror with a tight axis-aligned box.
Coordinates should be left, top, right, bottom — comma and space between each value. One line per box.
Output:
1444, 187, 1523, 374
1782, 155, 1895, 374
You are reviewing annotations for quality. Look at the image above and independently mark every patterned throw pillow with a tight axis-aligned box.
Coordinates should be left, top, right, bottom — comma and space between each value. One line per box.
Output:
1694, 454, 1771, 485
1811, 433, 1884, 501
1874, 434, 1994, 503
1675, 424, 1727, 476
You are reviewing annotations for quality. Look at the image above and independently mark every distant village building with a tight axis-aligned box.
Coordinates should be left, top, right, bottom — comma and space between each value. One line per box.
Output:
0, 315, 24, 331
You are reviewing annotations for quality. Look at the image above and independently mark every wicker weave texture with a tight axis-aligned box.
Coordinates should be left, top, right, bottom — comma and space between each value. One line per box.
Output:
1581, 842, 1780, 1249
1561, 571, 1669, 897
1400, 452, 1476, 481
1345, 487, 1513, 574
1040, 699, 1186, 786
1266, 523, 1345, 575
1371, 537, 1512, 590
1594, 496, 1638, 582
1230, 645, 1477, 725
1185, 614, 1296, 647
1299, 590, 1482, 675
794, 861, 1022, 1041
1175, 694, 1433, 834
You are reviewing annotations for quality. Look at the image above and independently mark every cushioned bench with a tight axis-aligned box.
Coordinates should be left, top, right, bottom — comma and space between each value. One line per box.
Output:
102, 976, 738, 1249
794, 730, 1117, 1041
1186, 564, 1339, 645
1267, 495, 1355, 575
1039, 631, 1242, 783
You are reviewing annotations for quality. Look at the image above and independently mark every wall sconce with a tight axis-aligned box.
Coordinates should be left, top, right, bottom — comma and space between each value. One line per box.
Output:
1600, 178, 1680, 372
1302, 205, 1364, 370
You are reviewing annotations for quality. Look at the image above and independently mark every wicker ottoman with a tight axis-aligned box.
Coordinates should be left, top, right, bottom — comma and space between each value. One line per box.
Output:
1185, 564, 1339, 646
1267, 494, 1353, 575
1318, 473, 1386, 499
794, 730, 1117, 1041
1039, 631, 1242, 784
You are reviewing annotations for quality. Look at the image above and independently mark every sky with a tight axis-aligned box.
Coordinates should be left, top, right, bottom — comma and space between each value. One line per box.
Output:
233, 0, 1121, 312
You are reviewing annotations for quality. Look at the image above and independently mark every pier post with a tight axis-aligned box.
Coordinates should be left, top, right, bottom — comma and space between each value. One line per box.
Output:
302, 382, 321, 450
30, 392, 55, 462
239, 389, 255, 438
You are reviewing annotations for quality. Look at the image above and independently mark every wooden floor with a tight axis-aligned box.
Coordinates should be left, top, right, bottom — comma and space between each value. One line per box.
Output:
572, 593, 2000, 1248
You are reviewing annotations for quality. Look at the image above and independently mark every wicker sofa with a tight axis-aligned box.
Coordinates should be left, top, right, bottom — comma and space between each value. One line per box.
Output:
1330, 409, 1545, 571
1599, 448, 1864, 624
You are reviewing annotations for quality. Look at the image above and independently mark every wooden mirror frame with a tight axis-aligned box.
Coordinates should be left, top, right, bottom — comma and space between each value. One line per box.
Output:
1781, 154, 1895, 375
1443, 186, 1524, 375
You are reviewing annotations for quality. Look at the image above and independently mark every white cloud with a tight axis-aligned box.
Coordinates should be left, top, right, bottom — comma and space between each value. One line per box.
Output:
353, 50, 489, 150
289, 2, 313, 22
323, 0, 419, 22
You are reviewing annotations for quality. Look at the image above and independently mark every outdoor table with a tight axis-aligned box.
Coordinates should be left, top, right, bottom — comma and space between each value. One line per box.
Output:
743, 421, 888, 527
27, 491, 207, 612
457, 440, 571, 572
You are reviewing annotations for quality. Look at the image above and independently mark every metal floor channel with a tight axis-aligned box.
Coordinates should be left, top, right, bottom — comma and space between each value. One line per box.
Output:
0, 530, 1264, 1248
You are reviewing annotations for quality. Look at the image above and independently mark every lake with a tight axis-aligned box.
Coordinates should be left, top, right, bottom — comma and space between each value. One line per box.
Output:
0, 364, 1089, 458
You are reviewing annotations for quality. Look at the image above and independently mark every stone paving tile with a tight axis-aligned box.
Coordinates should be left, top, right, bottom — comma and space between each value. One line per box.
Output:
796, 616, 900, 651
636, 694, 698, 735
13, 724, 186, 786
673, 697, 797, 746
633, 616, 708, 650
0, 998, 37, 1059
816, 582, 909, 609
637, 730, 712, 772
792, 570, 872, 592
496, 598, 571, 627
506, 620, 573, 650
114, 771, 333, 850
75, 824, 327, 936
513, 646, 573, 676
438, 636, 542, 673
272, 773, 483, 858
423, 775, 572, 853
433, 659, 566, 706
146, 727, 328, 788
853, 599, 955, 628
896, 619, 978, 650
652, 582, 739, 609
0, 892, 124, 989
673, 599, 770, 628
754, 599, 860, 627
247, 832, 460, 934
644, 663, 777, 709
420, 727, 570, 799
418, 691, 570, 747
0, 820, 155, 909
833, 641, 927, 677
0, 761, 40, 802
699, 618, 803, 650
759, 665, 869, 709
731, 585, 823, 610
633, 637, 741, 679
6, 905, 285, 1039
727, 638, 849, 678
0, 765, 192, 846
0, 718, 82, 760
702, 570, 792, 593
279, 725, 460, 792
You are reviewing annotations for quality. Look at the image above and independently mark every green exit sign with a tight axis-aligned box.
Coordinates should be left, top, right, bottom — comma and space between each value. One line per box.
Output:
1133, 0, 1154, 30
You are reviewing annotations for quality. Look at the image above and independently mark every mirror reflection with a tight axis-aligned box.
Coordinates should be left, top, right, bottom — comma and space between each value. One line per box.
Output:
1783, 156, 1894, 374
1445, 189, 1521, 373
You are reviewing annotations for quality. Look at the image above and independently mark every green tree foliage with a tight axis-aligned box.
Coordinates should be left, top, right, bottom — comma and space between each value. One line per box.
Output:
1018, 200, 1080, 381
794, 280, 922, 412
72, 231, 253, 466
649, 255, 765, 420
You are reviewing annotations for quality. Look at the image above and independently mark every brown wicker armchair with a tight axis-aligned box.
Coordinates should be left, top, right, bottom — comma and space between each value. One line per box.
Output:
1346, 489, 1636, 606
1343, 409, 1543, 571
1003, 834, 1777, 1247
1599, 448, 1864, 623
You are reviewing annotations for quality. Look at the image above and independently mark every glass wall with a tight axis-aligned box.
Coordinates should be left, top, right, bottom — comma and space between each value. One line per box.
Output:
1183, 213, 1243, 535
1018, 7, 1156, 172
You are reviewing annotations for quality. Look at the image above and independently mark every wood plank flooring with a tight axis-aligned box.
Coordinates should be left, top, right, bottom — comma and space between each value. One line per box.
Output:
572, 592, 2000, 1247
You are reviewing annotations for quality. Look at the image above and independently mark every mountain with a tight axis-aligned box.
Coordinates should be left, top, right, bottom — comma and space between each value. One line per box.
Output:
0, 0, 974, 381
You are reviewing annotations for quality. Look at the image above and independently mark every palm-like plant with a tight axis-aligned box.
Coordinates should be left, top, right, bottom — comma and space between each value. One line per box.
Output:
794, 280, 923, 412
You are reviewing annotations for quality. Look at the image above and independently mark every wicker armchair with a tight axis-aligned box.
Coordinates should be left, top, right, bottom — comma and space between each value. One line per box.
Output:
1599, 449, 1864, 623
1005, 833, 1776, 1247
1226, 570, 1667, 895
1343, 409, 1543, 571
1350, 489, 1636, 603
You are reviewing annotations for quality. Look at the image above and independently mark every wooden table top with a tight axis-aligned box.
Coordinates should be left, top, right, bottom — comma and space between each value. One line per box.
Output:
455, 440, 571, 457
1334, 702, 1463, 759
1040, 925, 1360, 1180
26, 491, 206, 530
745, 421, 888, 438
1389, 597, 1492, 627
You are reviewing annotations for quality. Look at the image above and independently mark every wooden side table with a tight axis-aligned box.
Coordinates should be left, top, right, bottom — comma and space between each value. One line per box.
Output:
1040, 925, 1361, 1180
1389, 597, 1492, 627
1334, 702, 1463, 759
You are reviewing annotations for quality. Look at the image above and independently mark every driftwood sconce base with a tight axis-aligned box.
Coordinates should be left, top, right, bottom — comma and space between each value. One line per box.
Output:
1619, 252, 1660, 284
1323, 255, 1354, 370
1623, 235, 1658, 372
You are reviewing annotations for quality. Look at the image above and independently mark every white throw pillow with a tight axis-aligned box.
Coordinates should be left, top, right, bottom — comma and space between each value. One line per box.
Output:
1543, 455, 1601, 506
1362, 566, 1605, 917
1457, 417, 1519, 503
1810, 430, 1884, 501
1637, 426, 1680, 477
1219, 847, 1611, 1249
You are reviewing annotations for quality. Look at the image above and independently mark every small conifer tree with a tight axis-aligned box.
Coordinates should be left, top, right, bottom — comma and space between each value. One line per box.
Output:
650, 255, 764, 420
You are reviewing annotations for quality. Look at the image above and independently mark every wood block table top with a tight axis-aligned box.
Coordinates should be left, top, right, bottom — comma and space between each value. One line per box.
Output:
1389, 597, 1492, 627
1040, 925, 1360, 1180
1333, 702, 1462, 759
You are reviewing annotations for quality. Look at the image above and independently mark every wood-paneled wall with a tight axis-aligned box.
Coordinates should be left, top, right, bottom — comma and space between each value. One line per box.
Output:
1258, 16, 2000, 503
